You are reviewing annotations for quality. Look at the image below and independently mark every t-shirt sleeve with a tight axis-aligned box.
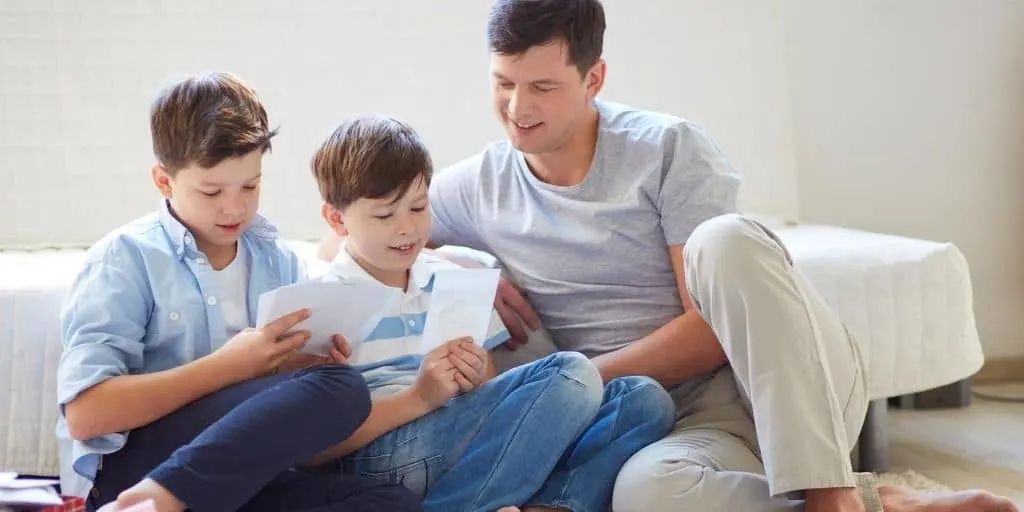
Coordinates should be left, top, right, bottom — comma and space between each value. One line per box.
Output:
57, 258, 151, 409
657, 122, 742, 246
429, 156, 485, 251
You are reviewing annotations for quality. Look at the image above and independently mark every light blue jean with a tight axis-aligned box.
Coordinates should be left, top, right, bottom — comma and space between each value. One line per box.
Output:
337, 352, 675, 512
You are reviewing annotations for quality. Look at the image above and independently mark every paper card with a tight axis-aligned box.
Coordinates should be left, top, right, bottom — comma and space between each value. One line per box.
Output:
420, 268, 502, 352
0, 487, 64, 506
0, 478, 59, 489
256, 280, 400, 356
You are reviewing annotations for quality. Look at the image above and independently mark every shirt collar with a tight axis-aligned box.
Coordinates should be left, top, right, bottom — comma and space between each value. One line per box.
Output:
157, 199, 278, 259
328, 239, 435, 295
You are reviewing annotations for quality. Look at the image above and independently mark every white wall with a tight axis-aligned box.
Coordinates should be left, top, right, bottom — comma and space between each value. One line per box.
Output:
787, 0, 1024, 357
0, 0, 798, 247
2, 1, 1022, 358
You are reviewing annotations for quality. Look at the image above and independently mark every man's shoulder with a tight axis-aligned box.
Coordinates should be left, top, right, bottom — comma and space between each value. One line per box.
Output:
597, 100, 710, 143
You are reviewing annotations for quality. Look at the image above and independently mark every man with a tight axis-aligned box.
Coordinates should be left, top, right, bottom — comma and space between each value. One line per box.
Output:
321, 1, 1016, 511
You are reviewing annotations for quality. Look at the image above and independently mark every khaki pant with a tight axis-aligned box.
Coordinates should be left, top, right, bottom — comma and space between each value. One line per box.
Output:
494, 214, 883, 511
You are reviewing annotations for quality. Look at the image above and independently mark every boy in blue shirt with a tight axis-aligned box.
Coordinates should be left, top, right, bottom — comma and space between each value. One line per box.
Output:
305, 114, 676, 512
56, 72, 420, 512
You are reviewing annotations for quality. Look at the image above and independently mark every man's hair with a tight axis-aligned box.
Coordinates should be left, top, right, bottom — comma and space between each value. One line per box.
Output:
150, 71, 277, 175
311, 115, 433, 211
487, 0, 606, 75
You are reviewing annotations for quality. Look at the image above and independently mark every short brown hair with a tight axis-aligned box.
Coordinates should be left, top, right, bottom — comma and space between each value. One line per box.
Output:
487, 0, 606, 75
150, 71, 277, 175
311, 115, 432, 211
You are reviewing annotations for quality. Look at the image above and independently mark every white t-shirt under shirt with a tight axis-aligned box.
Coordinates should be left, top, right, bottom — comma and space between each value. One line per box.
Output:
428, 99, 741, 358
212, 247, 250, 340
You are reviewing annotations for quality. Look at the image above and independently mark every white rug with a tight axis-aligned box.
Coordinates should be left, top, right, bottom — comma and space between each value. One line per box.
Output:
876, 470, 953, 492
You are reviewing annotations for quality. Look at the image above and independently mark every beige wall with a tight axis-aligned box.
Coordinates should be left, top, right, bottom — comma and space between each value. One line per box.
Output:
787, 0, 1024, 357
0, 0, 799, 246
1, 1, 1021, 357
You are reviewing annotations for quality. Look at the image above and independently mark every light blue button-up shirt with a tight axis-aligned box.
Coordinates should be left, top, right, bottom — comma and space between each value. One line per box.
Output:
55, 200, 305, 497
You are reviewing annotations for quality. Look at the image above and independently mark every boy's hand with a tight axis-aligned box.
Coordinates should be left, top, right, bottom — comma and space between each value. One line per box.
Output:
214, 309, 312, 382
449, 340, 491, 392
410, 339, 468, 409
276, 334, 353, 373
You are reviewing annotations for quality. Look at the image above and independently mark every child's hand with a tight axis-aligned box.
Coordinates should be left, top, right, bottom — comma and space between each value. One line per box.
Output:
410, 338, 469, 409
214, 309, 312, 382
448, 340, 491, 393
276, 334, 353, 373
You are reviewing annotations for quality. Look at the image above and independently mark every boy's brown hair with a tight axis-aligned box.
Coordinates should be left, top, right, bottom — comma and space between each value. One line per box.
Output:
312, 115, 433, 210
150, 71, 277, 175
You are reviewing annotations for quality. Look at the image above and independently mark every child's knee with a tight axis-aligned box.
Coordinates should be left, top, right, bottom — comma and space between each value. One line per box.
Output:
300, 364, 372, 420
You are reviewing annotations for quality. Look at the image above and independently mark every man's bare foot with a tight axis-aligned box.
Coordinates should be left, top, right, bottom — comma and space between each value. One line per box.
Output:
879, 485, 1018, 512
805, 487, 865, 512
96, 478, 186, 512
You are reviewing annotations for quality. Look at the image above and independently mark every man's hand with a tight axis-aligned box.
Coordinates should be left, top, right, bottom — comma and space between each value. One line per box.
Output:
410, 339, 468, 409
213, 309, 312, 382
448, 339, 492, 392
276, 334, 353, 373
495, 277, 541, 350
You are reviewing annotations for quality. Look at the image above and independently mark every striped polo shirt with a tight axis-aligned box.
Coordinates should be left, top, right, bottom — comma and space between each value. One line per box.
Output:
326, 245, 510, 396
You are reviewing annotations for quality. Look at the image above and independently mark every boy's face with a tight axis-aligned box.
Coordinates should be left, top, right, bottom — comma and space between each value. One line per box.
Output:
328, 175, 431, 286
490, 39, 605, 155
152, 150, 263, 256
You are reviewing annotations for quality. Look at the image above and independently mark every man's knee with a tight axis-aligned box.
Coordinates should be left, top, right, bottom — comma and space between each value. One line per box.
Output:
612, 454, 707, 512
684, 214, 793, 288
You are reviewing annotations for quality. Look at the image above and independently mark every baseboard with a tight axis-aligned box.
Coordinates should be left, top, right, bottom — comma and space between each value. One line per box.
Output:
974, 356, 1024, 383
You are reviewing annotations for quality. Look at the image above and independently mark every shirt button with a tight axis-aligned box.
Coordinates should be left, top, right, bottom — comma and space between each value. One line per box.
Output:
195, 257, 206, 265
407, 319, 416, 328
184, 235, 193, 245
207, 296, 218, 306
169, 311, 180, 321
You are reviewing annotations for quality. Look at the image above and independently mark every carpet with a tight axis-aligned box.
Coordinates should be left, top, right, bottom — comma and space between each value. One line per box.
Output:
876, 470, 952, 492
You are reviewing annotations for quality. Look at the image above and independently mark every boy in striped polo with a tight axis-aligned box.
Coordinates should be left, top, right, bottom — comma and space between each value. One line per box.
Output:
307, 114, 676, 512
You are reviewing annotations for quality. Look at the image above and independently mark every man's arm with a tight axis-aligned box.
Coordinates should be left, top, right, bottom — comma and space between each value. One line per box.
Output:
591, 247, 727, 388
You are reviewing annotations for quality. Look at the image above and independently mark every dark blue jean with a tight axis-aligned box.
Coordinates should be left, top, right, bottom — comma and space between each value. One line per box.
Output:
89, 364, 420, 512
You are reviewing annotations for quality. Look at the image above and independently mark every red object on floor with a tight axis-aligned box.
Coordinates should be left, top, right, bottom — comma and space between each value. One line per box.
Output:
39, 496, 86, 512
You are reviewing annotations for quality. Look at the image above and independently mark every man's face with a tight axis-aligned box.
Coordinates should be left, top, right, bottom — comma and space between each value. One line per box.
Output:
152, 150, 263, 258
490, 39, 604, 155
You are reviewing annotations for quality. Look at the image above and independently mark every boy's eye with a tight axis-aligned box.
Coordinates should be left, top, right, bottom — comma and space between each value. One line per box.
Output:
201, 190, 221, 197
410, 206, 426, 213
373, 214, 393, 220
243, 185, 257, 191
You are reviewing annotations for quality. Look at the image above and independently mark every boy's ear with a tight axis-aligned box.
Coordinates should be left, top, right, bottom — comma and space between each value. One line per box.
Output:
321, 202, 348, 236
151, 165, 174, 198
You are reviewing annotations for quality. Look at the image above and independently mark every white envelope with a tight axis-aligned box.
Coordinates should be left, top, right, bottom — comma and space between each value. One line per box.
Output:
420, 268, 502, 352
256, 280, 400, 356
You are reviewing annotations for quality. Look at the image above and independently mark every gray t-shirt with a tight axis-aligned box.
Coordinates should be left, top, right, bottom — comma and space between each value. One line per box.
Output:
429, 100, 741, 357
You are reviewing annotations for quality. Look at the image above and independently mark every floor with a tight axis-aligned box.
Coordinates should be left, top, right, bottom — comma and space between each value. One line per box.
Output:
888, 382, 1024, 507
